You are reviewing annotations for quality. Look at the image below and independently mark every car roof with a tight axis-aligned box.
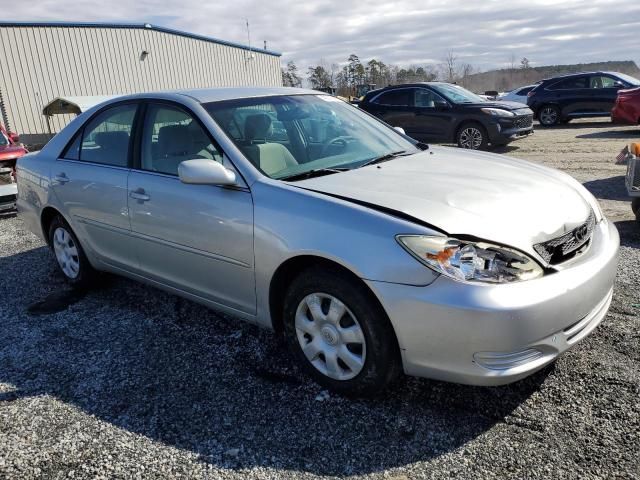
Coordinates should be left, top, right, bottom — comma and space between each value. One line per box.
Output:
133, 87, 322, 103
541, 71, 623, 82
365, 82, 452, 97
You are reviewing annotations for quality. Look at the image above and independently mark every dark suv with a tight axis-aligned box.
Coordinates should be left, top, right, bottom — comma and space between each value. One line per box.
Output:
527, 71, 640, 126
359, 82, 533, 150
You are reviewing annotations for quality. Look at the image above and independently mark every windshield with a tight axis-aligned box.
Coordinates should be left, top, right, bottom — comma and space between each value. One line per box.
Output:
616, 73, 640, 87
431, 83, 486, 104
204, 94, 419, 180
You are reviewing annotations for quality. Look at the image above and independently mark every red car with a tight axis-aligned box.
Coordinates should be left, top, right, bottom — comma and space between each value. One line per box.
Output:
0, 124, 28, 181
612, 87, 640, 125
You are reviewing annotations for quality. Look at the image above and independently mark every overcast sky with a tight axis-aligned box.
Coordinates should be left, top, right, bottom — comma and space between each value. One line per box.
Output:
9, 0, 640, 72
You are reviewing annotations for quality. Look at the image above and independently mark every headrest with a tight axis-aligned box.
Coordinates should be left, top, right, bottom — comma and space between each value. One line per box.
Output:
158, 124, 191, 158
245, 113, 272, 141
94, 131, 129, 150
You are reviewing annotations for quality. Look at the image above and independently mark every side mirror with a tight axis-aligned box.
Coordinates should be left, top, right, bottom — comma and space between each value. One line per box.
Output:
178, 159, 237, 186
613, 81, 626, 89
434, 100, 450, 110
8, 132, 19, 143
393, 126, 406, 135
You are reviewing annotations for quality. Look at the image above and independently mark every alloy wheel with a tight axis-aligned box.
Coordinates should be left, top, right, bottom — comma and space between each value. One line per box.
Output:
540, 107, 558, 126
459, 127, 483, 149
294, 293, 366, 381
53, 227, 80, 279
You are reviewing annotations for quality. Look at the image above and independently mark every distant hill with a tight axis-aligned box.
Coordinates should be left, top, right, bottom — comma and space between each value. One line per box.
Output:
465, 60, 640, 93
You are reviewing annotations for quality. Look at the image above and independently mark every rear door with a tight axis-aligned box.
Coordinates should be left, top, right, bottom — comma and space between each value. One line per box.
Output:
127, 102, 256, 314
50, 102, 140, 270
364, 89, 414, 132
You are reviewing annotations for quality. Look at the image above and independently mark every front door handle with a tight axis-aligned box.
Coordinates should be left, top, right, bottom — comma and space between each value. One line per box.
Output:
54, 173, 70, 184
129, 188, 150, 202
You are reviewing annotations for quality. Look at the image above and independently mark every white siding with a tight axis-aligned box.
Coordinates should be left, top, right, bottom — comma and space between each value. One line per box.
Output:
0, 25, 282, 143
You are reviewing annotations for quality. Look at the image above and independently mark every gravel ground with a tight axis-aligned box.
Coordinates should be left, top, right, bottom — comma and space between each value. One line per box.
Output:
1, 120, 639, 479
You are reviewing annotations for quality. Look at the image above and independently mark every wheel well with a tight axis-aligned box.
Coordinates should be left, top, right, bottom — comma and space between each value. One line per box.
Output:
40, 206, 61, 245
269, 256, 393, 338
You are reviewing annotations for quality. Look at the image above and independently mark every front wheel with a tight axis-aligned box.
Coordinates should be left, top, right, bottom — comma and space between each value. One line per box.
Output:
456, 123, 488, 150
48, 215, 98, 287
283, 267, 401, 395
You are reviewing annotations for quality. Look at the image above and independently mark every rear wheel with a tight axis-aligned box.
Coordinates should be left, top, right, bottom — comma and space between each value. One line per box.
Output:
283, 266, 401, 395
48, 215, 97, 287
456, 122, 488, 150
538, 105, 561, 126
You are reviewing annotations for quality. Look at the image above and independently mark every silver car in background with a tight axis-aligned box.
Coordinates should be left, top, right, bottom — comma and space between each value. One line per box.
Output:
17, 87, 619, 394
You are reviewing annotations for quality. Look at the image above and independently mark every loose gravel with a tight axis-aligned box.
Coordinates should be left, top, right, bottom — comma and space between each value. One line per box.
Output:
1, 120, 639, 479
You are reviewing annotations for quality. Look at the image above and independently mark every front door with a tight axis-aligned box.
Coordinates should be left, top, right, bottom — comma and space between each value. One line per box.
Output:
50, 102, 139, 270
407, 88, 451, 142
127, 102, 255, 314
588, 75, 623, 114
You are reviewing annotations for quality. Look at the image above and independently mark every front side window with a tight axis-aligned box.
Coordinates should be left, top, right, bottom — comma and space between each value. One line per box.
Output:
414, 88, 446, 107
372, 90, 411, 106
205, 95, 419, 179
141, 104, 222, 176
589, 76, 616, 89
78, 104, 136, 166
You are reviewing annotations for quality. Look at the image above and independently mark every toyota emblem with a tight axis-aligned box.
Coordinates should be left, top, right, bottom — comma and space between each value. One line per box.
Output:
574, 224, 589, 243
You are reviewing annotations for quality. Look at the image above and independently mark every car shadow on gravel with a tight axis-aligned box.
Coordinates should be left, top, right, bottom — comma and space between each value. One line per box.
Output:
583, 175, 629, 201
614, 220, 640, 248
0, 246, 549, 476
576, 128, 640, 140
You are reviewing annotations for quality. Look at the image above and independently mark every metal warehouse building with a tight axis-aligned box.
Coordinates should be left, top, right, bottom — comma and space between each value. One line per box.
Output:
0, 22, 282, 145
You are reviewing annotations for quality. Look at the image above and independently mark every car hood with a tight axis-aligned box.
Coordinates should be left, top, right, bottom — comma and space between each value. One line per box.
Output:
465, 100, 530, 111
295, 147, 592, 259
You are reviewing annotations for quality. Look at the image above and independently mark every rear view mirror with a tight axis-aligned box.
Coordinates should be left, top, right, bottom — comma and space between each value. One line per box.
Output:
178, 159, 237, 186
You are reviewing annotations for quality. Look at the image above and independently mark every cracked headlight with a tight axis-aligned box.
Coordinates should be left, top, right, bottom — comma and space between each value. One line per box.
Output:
397, 235, 543, 284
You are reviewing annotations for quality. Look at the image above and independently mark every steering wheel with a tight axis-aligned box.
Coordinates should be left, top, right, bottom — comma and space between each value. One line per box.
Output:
321, 136, 357, 156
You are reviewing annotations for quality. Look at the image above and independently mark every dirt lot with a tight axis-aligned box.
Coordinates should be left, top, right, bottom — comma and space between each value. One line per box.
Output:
1, 120, 639, 479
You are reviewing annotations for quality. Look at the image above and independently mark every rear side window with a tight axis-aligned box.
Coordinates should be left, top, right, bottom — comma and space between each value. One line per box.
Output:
62, 104, 137, 166
549, 77, 588, 90
372, 90, 411, 106
518, 86, 534, 95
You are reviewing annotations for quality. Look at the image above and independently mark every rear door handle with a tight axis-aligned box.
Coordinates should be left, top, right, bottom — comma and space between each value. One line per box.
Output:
129, 188, 150, 201
54, 173, 70, 184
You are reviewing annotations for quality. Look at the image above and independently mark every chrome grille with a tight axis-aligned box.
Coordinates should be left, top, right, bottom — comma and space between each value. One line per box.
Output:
513, 115, 533, 129
533, 210, 595, 264
626, 157, 640, 191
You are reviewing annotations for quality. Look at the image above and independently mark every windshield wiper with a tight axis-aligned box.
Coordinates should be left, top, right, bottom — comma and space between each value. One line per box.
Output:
358, 150, 412, 168
280, 168, 348, 182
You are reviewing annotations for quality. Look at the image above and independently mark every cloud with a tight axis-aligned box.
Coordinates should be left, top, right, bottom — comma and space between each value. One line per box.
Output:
6, 0, 640, 72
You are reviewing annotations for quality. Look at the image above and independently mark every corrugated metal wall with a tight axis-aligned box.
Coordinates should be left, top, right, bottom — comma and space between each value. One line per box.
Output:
0, 24, 282, 144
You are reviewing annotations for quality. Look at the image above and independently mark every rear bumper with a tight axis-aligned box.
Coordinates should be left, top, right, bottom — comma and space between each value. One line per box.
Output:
367, 218, 619, 386
0, 182, 17, 212
611, 103, 639, 125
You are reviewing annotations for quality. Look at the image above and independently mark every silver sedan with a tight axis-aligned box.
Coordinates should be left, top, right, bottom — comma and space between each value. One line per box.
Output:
16, 87, 619, 395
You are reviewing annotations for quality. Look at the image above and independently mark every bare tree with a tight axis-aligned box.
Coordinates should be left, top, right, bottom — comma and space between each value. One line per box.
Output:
444, 51, 458, 82
460, 63, 474, 87
520, 57, 531, 70
508, 53, 517, 83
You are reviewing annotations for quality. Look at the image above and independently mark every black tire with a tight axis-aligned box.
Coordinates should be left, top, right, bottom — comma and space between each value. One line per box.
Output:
283, 266, 401, 395
632, 198, 640, 223
538, 105, 561, 127
48, 215, 98, 287
456, 122, 489, 150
